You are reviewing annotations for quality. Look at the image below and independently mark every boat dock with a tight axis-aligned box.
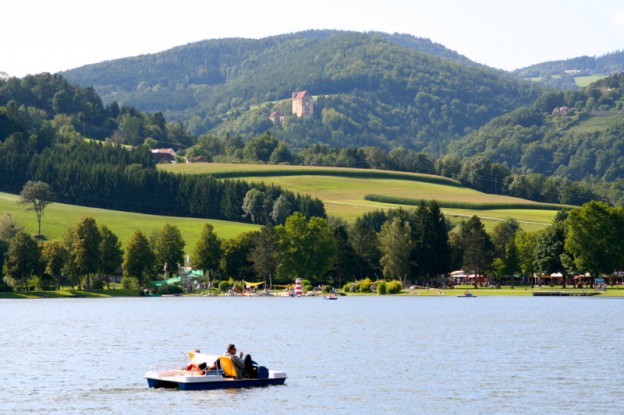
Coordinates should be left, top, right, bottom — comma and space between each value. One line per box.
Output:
532, 291, 600, 297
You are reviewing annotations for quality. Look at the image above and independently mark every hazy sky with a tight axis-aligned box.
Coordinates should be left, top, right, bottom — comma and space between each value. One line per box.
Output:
3, 0, 623, 77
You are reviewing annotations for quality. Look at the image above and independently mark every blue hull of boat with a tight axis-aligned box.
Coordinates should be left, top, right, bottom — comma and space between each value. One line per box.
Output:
147, 377, 287, 390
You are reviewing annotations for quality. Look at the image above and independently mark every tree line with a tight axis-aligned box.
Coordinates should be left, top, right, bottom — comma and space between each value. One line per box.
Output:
3, 200, 621, 293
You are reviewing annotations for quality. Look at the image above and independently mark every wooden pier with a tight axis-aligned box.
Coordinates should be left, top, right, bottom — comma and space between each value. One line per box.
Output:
532, 291, 600, 296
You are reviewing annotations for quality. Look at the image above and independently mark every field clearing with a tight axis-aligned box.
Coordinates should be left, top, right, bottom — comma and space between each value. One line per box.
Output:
0, 192, 259, 247
161, 163, 559, 228
574, 74, 606, 87
566, 111, 624, 134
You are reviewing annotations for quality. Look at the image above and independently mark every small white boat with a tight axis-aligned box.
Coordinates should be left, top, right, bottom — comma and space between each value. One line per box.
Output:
145, 351, 287, 391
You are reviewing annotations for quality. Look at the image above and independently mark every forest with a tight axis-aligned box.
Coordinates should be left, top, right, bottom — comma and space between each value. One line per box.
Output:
449, 73, 624, 203
0, 74, 325, 222
62, 30, 542, 153
2, 199, 623, 295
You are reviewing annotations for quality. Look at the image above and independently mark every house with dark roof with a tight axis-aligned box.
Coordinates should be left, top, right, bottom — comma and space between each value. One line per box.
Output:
151, 148, 177, 163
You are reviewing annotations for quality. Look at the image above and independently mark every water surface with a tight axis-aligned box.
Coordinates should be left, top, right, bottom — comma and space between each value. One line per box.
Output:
0, 296, 621, 414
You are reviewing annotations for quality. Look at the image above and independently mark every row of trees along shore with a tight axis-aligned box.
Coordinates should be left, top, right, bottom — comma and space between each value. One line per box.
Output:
2, 200, 622, 293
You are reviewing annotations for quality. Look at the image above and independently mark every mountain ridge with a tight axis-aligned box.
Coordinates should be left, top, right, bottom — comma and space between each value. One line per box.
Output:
61, 30, 542, 153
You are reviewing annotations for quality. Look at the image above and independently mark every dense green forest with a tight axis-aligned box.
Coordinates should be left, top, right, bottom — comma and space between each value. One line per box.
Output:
0, 73, 325, 223
447, 73, 624, 203
514, 51, 624, 89
62, 30, 542, 153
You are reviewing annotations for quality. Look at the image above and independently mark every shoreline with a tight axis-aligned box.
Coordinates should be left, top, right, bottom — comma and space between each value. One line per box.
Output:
1, 286, 623, 299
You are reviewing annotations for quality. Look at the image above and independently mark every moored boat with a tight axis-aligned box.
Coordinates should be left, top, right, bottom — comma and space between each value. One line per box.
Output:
145, 351, 287, 390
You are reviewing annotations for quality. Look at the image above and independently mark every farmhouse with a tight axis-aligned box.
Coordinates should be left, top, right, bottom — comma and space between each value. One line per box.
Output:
151, 148, 177, 163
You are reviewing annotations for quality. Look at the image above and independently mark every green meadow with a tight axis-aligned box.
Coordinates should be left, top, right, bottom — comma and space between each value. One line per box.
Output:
161, 163, 561, 230
0, 192, 259, 246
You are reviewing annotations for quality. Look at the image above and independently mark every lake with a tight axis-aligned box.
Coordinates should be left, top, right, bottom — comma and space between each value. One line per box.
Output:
0, 296, 622, 414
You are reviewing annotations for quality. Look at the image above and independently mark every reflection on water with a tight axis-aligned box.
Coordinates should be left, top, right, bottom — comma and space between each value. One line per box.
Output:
0, 296, 622, 414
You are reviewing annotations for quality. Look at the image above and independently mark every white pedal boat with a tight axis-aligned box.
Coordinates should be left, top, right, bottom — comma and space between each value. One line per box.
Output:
145, 351, 287, 391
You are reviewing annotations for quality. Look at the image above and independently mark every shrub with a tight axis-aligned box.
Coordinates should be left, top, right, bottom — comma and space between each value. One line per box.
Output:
322, 285, 333, 294
386, 280, 402, 294
377, 281, 387, 295
304, 284, 314, 293
157, 284, 183, 294
91, 278, 104, 290
121, 276, 138, 289
343, 282, 359, 292
358, 277, 374, 292
218, 280, 231, 292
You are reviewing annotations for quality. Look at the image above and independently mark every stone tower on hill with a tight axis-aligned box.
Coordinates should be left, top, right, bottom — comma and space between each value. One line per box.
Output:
292, 90, 314, 118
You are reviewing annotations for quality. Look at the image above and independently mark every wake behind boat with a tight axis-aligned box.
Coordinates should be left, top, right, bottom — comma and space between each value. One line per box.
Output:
145, 351, 287, 390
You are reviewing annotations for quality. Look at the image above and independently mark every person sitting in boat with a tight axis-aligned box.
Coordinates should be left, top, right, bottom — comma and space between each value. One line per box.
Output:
224, 344, 255, 379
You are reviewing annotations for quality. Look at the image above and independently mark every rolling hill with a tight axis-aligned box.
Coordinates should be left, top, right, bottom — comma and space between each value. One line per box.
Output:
159, 163, 563, 230
448, 73, 624, 187
514, 50, 624, 89
62, 30, 542, 153
0, 192, 259, 248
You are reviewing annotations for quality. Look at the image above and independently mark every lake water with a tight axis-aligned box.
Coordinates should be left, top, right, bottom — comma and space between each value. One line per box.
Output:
0, 296, 622, 414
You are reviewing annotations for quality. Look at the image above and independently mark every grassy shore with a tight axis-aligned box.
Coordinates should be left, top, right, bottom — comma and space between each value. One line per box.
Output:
2, 285, 622, 299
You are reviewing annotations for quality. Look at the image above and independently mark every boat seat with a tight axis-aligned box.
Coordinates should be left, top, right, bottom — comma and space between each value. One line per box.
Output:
219, 356, 239, 378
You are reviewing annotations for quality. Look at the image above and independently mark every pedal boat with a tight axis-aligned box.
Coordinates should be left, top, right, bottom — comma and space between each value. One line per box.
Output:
145, 351, 287, 391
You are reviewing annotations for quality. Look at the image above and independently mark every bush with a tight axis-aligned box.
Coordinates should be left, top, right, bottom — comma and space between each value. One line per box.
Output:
358, 277, 374, 292
304, 284, 314, 293
91, 277, 104, 290
218, 280, 231, 292
156, 284, 183, 294
377, 281, 387, 295
386, 280, 402, 294
322, 285, 333, 293
121, 276, 139, 289
0, 281, 13, 292
343, 282, 359, 292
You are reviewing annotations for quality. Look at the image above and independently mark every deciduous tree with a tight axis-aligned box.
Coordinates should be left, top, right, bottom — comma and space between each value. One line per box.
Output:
3, 232, 42, 291
276, 213, 336, 284
67, 217, 101, 289
123, 230, 156, 286
41, 240, 69, 290
565, 201, 624, 278
154, 224, 186, 276
192, 223, 221, 285
378, 217, 413, 280
19, 180, 54, 237
99, 225, 123, 289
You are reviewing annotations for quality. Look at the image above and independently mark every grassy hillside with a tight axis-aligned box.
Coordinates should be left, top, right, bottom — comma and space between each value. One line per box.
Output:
160, 163, 560, 230
0, 192, 259, 247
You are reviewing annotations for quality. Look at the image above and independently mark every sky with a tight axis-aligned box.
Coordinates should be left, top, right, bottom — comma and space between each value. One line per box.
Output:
2, 0, 624, 78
